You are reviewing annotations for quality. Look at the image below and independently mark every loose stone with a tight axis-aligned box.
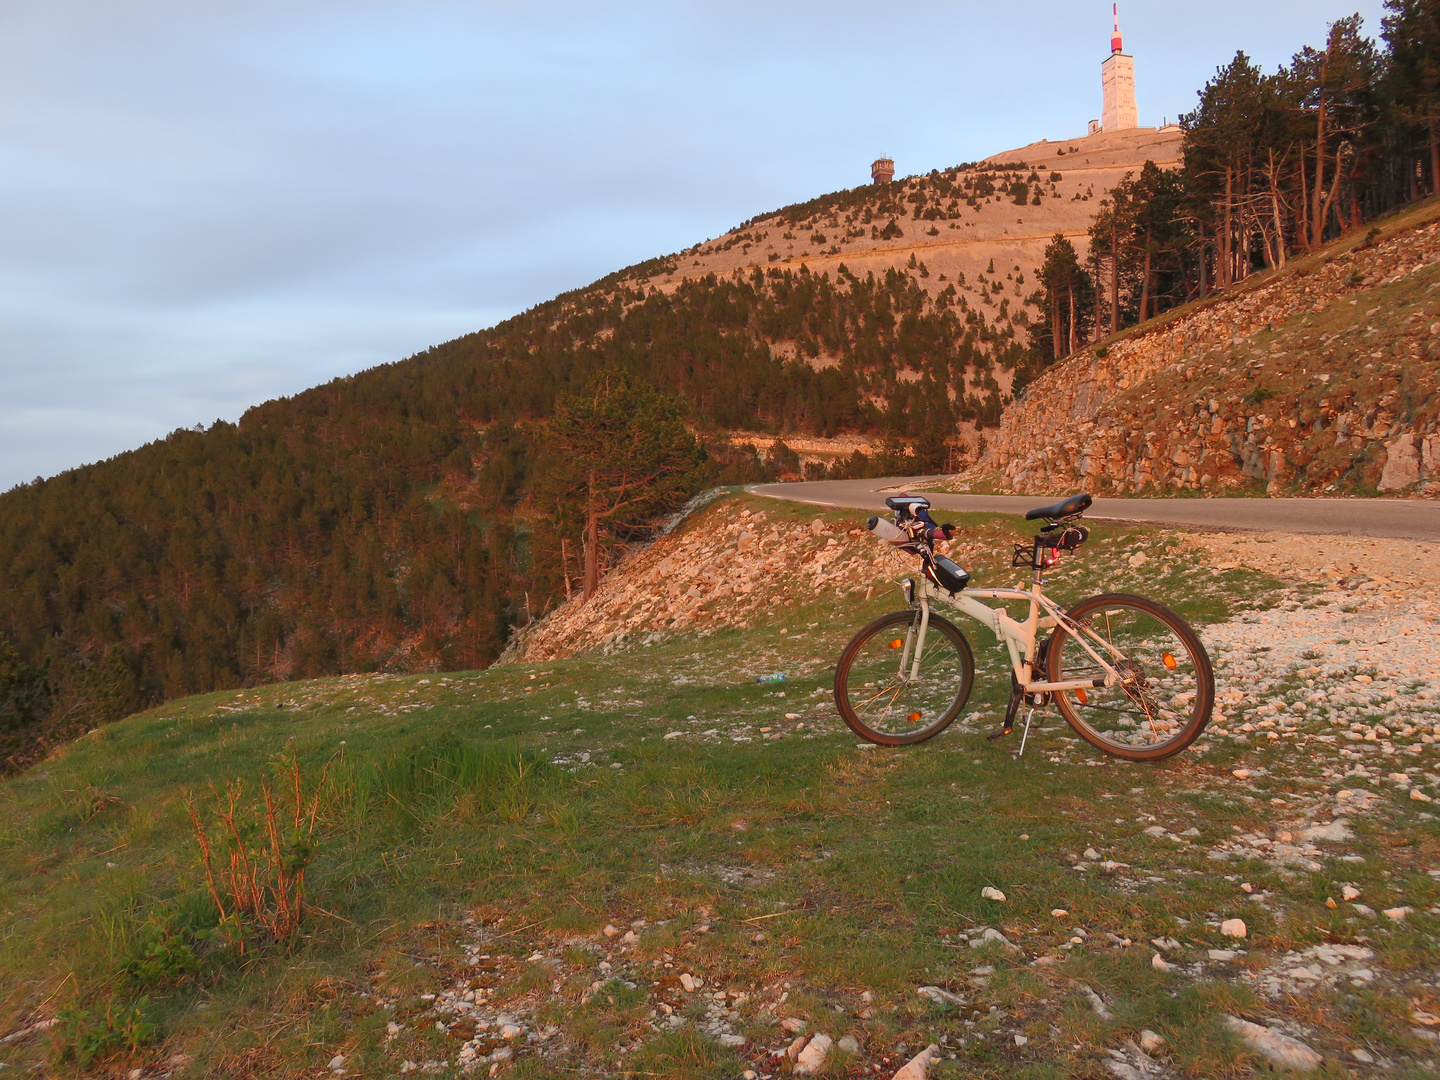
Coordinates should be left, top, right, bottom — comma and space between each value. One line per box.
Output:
793, 1032, 833, 1075
1222, 1015, 1322, 1072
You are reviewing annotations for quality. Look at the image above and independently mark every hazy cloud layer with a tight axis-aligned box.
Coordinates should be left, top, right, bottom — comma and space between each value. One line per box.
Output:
0, 0, 1387, 488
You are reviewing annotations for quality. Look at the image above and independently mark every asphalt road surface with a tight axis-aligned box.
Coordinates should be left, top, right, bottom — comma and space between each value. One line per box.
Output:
749, 477, 1440, 541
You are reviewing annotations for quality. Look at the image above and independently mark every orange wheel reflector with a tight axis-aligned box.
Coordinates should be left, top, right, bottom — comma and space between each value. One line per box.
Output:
1076, 688, 1088, 705
907, 711, 922, 723
1162, 652, 1178, 670
889, 639, 904, 649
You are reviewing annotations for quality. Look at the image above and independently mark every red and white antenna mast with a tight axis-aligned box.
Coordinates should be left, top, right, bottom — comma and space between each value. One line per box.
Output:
1111, 3, 1123, 53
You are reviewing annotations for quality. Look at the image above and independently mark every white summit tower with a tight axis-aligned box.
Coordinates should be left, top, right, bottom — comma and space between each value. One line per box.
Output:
1100, 4, 1138, 131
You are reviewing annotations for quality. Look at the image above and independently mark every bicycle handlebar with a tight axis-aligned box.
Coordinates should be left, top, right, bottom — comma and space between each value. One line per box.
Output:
865, 515, 953, 547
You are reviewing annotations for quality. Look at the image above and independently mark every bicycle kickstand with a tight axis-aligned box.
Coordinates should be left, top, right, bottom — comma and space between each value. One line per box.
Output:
1016, 708, 1035, 758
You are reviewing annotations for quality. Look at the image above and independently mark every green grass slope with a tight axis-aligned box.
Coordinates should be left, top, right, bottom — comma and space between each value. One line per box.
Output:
3, 497, 1438, 1079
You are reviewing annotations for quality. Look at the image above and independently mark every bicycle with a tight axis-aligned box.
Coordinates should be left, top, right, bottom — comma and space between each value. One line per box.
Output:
832, 493, 1215, 761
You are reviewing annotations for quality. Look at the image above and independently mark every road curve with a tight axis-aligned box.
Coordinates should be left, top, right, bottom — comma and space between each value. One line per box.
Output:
748, 477, 1440, 541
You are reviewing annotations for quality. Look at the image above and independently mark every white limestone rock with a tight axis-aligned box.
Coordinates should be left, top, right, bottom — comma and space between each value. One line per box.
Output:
890, 1043, 940, 1080
916, 985, 964, 1006
793, 1033, 832, 1075
1222, 1015, 1322, 1071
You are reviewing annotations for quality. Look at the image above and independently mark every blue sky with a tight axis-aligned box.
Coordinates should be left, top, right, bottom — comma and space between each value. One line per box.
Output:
0, 0, 1390, 489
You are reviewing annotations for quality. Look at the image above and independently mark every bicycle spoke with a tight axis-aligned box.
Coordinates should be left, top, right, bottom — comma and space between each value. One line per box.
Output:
835, 610, 974, 745
1048, 594, 1213, 760
856, 681, 904, 709
873, 686, 903, 723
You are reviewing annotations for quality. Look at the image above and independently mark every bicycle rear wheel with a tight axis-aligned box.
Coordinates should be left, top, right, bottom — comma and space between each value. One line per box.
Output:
834, 610, 975, 746
1046, 593, 1213, 761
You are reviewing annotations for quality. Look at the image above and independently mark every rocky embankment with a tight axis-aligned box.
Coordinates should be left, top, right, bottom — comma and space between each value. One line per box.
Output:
978, 208, 1440, 496
505, 497, 946, 663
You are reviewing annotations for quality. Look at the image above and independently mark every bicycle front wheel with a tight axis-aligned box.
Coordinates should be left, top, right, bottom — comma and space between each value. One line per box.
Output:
834, 610, 975, 746
1047, 593, 1214, 761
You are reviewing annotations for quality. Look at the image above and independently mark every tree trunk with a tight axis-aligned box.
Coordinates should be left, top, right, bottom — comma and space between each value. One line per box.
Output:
1427, 117, 1439, 197
1067, 283, 1077, 354
1269, 175, 1287, 270
1139, 232, 1153, 322
1234, 209, 1245, 283
1311, 79, 1328, 250
1318, 143, 1345, 239
1296, 149, 1310, 252
582, 474, 600, 601
1220, 167, 1234, 288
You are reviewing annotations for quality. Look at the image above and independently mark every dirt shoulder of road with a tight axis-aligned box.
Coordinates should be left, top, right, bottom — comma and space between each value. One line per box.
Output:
1186, 529, 1440, 598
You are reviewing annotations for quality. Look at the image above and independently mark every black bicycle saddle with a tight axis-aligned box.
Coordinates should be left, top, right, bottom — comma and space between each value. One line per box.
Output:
1024, 493, 1092, 521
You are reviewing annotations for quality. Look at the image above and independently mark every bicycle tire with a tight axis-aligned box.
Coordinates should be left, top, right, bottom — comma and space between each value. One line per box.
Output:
834, 610, 975, 746
1046, 592, 1214, 761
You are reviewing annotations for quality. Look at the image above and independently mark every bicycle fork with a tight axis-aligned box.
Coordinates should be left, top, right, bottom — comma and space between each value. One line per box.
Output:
899, 600, 932, 682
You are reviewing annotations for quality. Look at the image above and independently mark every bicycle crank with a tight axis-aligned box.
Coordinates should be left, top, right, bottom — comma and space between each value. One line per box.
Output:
989, 672, 1026, 740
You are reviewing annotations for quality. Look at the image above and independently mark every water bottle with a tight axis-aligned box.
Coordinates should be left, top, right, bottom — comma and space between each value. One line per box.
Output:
755, 673, 787, 684
866, 516, 908, 544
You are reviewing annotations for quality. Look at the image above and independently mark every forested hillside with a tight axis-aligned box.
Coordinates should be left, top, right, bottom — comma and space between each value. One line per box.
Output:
0, 256, 1013, 770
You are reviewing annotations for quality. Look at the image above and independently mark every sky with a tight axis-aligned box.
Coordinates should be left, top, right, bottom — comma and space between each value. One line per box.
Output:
0, 0, 1391, 490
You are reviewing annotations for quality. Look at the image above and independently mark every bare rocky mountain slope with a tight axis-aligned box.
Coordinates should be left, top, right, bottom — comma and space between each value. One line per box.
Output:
970, 200, 1440, 497
602, 127, 1181, 466
663, 127, 1181, 311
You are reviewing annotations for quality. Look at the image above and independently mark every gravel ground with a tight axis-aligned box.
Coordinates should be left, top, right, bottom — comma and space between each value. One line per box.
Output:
1189, 529, 1440, 780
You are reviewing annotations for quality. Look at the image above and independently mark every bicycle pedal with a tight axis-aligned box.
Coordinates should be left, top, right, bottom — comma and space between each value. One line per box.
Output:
987, 726, 1012, 741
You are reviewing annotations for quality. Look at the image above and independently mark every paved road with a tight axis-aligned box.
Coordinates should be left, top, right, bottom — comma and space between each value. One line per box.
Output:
748, 477, 1440, 540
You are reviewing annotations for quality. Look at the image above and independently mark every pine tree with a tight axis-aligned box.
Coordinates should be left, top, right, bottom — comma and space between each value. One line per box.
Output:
1384, 0, 1440, 198
0, 633, 52, 733
536, 370, 707, 600
1036, 235, 1094, 362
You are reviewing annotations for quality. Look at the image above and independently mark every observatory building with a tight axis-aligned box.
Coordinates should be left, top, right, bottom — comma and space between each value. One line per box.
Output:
1100, 4, 1138, 131
871, 157, 895, 185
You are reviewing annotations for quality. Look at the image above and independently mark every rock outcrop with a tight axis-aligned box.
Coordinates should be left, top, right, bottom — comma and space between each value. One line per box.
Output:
976, 210, 1440, 496
503, 495, 992, 664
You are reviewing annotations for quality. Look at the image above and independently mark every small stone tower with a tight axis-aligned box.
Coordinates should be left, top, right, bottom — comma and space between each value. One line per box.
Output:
1100, 4, 1138, 131
871, 157, 895, 185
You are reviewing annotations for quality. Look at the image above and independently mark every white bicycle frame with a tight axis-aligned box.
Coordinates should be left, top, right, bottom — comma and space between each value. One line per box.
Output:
896, 570, 1128, 700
